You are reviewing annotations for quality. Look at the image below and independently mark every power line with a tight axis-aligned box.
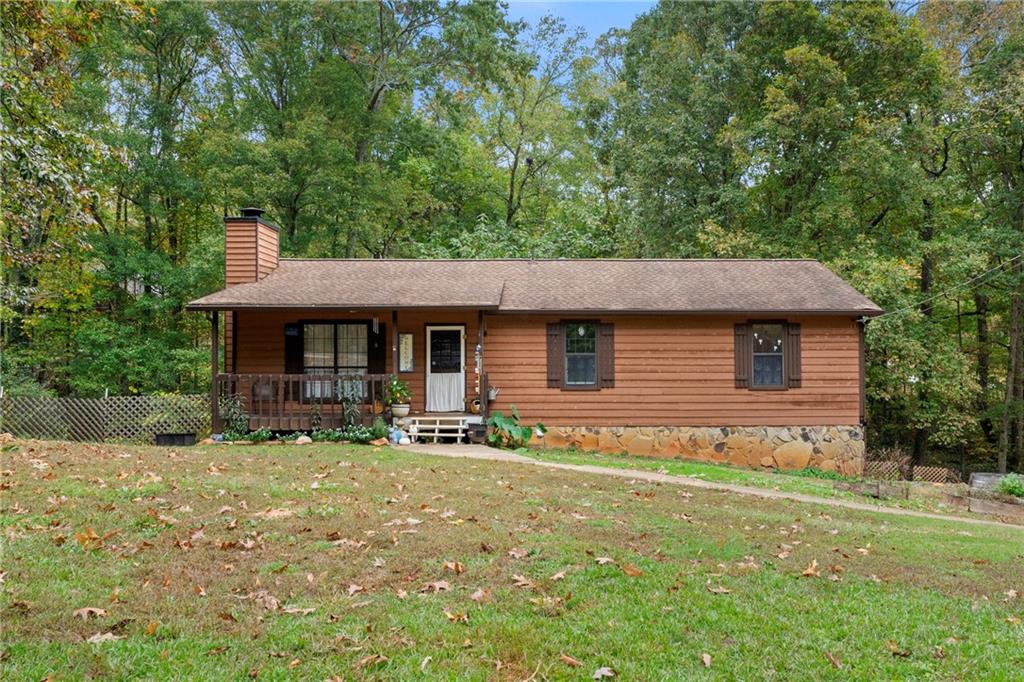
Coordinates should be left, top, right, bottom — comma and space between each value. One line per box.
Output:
864, 252, 1022, 323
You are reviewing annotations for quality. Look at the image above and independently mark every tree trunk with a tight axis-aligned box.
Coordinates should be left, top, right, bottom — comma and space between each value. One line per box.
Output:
912, 206, 934, 465
974, 292, 994, 442
1000, 260, 1022, 473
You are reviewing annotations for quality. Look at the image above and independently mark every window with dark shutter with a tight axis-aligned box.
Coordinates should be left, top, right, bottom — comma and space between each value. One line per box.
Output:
546, 323, 565, 388
734, 323, 751, 388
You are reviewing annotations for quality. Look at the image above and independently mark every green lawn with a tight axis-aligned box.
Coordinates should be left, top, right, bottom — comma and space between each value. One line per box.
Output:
523, 447, 966, 513
2, 439, 1022, 680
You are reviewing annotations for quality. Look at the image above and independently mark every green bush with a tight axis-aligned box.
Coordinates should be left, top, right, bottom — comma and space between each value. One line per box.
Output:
311, 424, 377, 444
486, 405, 545, 449
996, 473, 1024, 498
247, 426, 272, 443
784, 467, 852, 482
370, 417, 389, 440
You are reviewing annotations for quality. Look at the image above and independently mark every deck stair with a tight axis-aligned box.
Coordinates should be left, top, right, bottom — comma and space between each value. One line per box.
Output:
397, 413, 482, 444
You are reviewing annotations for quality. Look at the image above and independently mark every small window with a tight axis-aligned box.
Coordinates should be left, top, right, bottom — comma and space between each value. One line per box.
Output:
751, 323, 785, 387
565, 323, 597, 386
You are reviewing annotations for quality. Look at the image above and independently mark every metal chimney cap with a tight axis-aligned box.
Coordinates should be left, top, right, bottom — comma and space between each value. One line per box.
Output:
240, 207, 264, 218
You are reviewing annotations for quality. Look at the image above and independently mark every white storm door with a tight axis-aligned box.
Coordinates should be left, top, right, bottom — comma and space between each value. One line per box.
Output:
425, 326, 465, 412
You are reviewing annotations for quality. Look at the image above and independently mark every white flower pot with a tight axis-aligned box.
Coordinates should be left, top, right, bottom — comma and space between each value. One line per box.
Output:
391, 404, 410, 418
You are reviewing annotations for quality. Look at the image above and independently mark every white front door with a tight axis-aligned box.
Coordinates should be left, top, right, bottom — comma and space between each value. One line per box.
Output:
426, 326, 465, 412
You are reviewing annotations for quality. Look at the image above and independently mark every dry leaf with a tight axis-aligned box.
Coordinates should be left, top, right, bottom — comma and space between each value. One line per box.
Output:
560, 653, 582, 667
592, 666, 616, 679
622, 564, 643, 578
282, 606, 315, 615
420, 580, 451, 593
347, 584, 364, 596
706, 584, 731, 595
824, 651, 841, 668
443, 560, 465, 574
701, 653, 712, 668
86, 632, 122, 644
594, 557, 615, 565
886, 640, 910, 657
145, 621, 158, 636
355, 654, 388, 669
801, 560, 821, 578
443, 609, 469, 623
511, 574, 534, 588
73, 607, 107, 620
469, 588, 491, 603
507, 547, 528, 559
550, 570, 567, 582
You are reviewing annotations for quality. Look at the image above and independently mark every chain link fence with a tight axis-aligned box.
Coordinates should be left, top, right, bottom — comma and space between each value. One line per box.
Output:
0, 394, 210, 444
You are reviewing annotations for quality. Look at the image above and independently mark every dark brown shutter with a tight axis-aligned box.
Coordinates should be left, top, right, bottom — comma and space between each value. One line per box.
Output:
598, 322, 615, 388
284, 323, 303, 374
368, 322, 387, 374
546, 323, 565, 388
734, 323, 751, 388
786, 322, 802, 388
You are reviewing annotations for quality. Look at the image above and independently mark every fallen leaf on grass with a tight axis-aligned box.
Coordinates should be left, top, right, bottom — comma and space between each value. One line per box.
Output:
706, 584, 731, 595
443, 560, 465, 574
347, 584, 364, 596
255, 508, 292, 519
594, 557, 615, 565
507, 547, 529, 559
592, 666, 616, 679
420, 580, 451, 593
550, 570, 566, 582
288, 658, 301, 669
560, 653, 582, 667
701, 653, 712, 667
420, 656, 432, 672
621, 564, 643, 578
469, 588, 491, 603
801, 560, 821, 578
443, 609, 469, 623
73, 607, 107, 620
87, 632, 122, 644
511, 574, 534, 588
824, 651, 841, 668
355, 654, 388, 669
886, 640, 910, 657
145, 621, 158, 636
282, 606, 315, 616
1007, 616, 1022, 625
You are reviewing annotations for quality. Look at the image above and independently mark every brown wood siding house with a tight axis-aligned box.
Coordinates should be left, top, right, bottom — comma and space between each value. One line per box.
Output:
189, 210, 881, 475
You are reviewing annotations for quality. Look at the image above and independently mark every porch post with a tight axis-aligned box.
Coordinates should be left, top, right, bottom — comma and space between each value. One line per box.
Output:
210, 311, 221, 434
477, 310, 486, 418
391, 309, 399, 375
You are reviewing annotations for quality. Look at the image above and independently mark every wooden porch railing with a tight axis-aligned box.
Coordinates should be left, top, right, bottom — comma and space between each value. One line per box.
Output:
216, 373, 389, 432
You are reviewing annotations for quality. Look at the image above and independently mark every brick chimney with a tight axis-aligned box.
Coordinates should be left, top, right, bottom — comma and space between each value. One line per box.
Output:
225, 207, 279, 286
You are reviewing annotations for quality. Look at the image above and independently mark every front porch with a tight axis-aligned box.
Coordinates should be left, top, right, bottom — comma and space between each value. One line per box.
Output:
207, 308, 492, 434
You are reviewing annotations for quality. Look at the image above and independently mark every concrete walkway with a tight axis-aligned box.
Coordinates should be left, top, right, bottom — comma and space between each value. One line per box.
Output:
402, 443, 1023, 530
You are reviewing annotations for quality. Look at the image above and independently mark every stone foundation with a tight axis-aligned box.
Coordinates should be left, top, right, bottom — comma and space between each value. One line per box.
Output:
534, 425, 865, 476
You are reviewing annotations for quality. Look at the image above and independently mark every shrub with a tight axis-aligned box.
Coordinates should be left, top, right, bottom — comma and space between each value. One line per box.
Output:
785, 467, 851, 481
370, 417, 389, 440
996, 473, 1024, 498
486, 405, 545, 449
311, 425, 377, 444
247, 426, 272, 443
219, 394, 249, 440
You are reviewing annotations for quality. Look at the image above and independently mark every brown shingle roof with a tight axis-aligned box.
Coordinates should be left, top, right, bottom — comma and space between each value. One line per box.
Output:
186, 259, 881, 315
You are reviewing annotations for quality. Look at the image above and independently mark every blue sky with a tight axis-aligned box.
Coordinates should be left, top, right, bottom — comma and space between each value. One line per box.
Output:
505, 1, 655, 43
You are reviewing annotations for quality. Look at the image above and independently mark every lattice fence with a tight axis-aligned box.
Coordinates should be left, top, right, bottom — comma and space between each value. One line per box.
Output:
0, 395, 210, 444
864, 460, 961, 484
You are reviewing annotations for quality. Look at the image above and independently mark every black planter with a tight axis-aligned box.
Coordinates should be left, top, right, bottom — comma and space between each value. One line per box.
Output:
155, 432, 196, 447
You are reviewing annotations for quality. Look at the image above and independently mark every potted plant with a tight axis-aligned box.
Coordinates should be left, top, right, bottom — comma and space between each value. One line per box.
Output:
386, 375, 412, 418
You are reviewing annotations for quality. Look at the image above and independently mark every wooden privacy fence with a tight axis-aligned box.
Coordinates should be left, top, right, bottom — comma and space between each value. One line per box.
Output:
0, 395, 210, 444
